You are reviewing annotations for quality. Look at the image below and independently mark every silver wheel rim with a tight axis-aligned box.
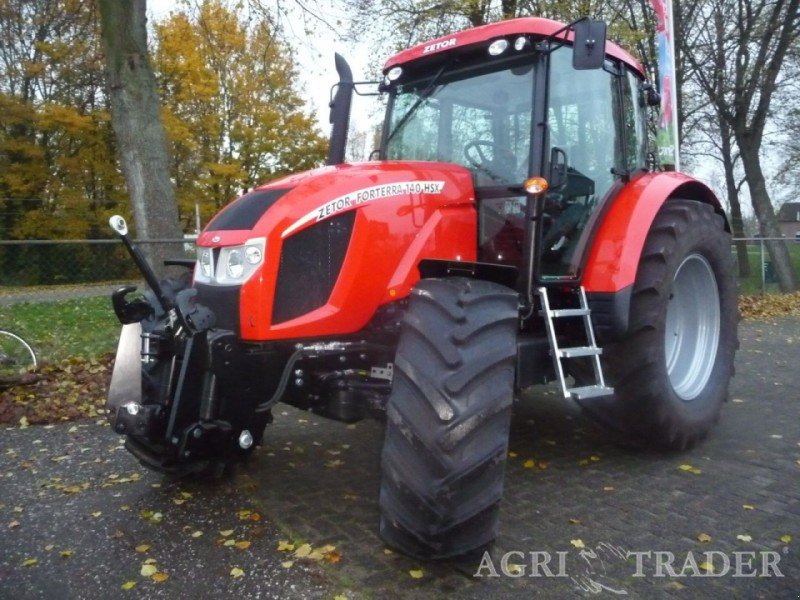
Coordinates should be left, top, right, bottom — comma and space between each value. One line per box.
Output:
664, 254, 720, 401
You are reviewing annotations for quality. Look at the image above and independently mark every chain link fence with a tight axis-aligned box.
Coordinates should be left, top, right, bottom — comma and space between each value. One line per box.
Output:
731, 237, 800, 295
0, 237, 798, 302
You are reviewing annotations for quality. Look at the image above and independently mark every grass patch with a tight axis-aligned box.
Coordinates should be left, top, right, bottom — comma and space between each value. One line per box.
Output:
0, 295, 120, 363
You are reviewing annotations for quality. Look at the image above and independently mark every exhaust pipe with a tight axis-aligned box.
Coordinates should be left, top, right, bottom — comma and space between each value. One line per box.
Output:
326, 53, 353, 166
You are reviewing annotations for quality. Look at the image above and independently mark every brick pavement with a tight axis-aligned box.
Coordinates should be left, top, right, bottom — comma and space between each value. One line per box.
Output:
1, 316, 798, 599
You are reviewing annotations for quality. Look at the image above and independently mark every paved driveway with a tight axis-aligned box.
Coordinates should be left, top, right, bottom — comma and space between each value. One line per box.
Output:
1, 317, 798, 599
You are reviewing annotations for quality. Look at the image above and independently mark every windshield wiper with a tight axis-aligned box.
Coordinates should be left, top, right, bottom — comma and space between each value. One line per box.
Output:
385, 58, 455, 145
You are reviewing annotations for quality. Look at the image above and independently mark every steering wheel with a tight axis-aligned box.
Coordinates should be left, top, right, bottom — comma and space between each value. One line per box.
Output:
464, 140, 501, 170
464, 140, 518, 183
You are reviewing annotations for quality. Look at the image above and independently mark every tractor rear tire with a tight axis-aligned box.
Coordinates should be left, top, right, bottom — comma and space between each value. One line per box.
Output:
578, 199, 737, 450
379, 277, 518, 559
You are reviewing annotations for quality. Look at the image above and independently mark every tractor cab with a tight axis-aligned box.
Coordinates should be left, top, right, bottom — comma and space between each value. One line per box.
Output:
365, 18, 649, 285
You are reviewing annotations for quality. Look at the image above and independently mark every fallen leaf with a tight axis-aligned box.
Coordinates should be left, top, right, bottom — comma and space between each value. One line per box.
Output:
383, 548, 393, 555
743, 504, 755, 510
151, 572, 169, 583
230, 567, 244, 578
21, 558, 38, 567
135, 544, 150, 553
277, 540, 294, 552
8, 520, 20, 529
91, 511, 102, 517
334, 595, 348, 600
780, 535, 792, 544
568, 518, 581, 525
697, 533, 712, 543
44, 544, 54, 552
144, 558, 157, 565
235, 540, 251, 550
281, 560, 294, 568
409, 568, 424, 579
508, 451, 518, 458
736, 534, 752, 542
570, 539, 585, 549
220, 529, 234, 537
121, 581, 137, 591
173, 498, 186, 506
325, 550, 342, 564
191, 531, 203, 538
294, 543, 312, 558
19, 416, 29, 429
523, 459, 535, 469
678, 464, 694, 471
506, 563, 523, 575
224, 540, 236, 547
60, 549, 73, 558
590, 455, 600, 462
698, 561, 715, 574
603, 486, 614, 491
140, 564, 157, 577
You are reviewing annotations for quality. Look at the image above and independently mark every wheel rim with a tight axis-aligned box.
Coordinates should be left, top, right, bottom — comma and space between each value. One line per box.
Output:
664, 254, 720, 401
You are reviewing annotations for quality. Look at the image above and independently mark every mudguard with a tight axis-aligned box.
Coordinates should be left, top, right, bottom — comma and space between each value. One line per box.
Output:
582, 171, 727, 294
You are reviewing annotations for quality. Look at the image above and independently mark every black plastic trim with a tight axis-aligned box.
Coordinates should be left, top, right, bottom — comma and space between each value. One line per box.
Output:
586, 285, 632, 344
206, 188, 291, 231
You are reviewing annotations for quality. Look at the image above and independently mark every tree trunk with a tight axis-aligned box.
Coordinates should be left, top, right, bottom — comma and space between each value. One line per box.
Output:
718, 118, 749, 277
738, 140, 798, 292
98, 0, 182, 277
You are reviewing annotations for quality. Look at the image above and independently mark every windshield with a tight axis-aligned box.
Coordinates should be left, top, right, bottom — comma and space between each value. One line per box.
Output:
384, 57, 535, 187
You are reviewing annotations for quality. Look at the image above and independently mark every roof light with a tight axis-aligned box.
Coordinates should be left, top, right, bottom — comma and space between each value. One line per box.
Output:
387, 66, 403, 81
514, 36, 529, 51
488, 39, 509, 56
524, 177, 549, 194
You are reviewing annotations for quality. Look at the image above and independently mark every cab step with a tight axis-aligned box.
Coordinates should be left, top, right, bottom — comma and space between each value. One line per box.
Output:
538, 286, 613, 400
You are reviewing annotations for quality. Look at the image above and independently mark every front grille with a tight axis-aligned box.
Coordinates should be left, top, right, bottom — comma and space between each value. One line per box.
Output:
272, 212, 356, 324
195, 283, 241, 334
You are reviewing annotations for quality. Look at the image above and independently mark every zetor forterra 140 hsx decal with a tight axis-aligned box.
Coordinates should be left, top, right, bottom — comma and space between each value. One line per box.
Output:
107, 17, 737, 560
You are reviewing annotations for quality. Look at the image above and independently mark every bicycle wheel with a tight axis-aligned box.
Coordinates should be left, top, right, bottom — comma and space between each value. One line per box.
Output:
0, 330, 37, 380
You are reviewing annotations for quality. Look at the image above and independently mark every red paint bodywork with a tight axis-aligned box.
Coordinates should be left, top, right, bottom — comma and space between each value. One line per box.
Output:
384, 17, 644, 76
197, 162, 477, 341
582, 171, 723, 293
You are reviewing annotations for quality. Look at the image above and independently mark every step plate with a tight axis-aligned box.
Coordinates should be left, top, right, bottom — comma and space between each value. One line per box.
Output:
569, 385, 614, 400
558, 346, 602, 358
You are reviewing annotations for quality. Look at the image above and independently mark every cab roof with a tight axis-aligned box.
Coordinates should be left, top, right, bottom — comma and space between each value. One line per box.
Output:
383, 17, 643, 76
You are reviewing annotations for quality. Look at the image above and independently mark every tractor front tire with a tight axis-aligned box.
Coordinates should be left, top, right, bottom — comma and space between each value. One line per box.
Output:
579, 199, 737, 450
379, 278, 518, 559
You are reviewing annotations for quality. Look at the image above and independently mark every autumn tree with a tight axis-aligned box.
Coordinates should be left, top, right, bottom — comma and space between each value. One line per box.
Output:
153, 0, 327, 225
0, 0, 125, 241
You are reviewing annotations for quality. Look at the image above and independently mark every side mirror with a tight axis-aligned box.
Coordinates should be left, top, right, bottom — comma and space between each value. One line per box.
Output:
572, 19, 607, 70
641, 82, 661, 107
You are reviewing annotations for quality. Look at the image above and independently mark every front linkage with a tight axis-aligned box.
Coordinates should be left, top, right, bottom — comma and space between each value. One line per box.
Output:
107, 216, 286, 474
106, 216, 395, 476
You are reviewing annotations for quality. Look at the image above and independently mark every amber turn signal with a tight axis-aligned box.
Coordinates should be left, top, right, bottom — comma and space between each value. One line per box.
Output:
524, 177, 548, 194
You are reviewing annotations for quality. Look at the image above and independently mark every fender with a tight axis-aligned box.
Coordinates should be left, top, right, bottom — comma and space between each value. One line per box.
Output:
582, 171, 728, 293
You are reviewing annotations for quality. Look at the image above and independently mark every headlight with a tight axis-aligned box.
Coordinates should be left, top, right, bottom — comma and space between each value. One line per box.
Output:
227, 249, 244, 279
195, 237, 265, 285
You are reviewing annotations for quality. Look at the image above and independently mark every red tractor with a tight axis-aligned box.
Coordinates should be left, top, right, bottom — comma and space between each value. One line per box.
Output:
107, 17, 737, 560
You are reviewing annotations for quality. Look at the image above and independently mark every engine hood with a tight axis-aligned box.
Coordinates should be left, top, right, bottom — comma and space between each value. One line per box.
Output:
196, 160, 475, 247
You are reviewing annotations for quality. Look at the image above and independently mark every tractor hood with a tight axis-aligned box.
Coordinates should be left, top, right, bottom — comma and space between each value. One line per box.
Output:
194, 160, 478, 341
196, 160, 475, 247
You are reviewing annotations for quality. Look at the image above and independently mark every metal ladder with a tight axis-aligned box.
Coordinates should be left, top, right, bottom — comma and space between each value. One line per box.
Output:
538, 286, 614, 400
